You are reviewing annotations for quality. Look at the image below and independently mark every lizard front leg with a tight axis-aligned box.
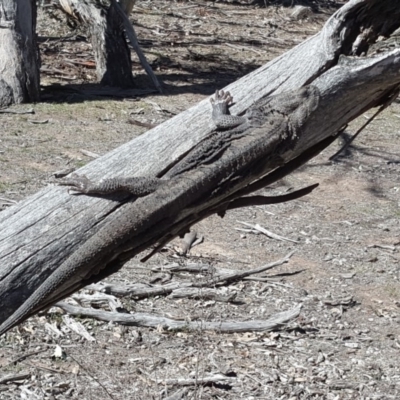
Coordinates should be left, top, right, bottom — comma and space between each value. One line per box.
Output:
167, 89, 253, 177
211, 89, 248, 129
59, 173, 162, 196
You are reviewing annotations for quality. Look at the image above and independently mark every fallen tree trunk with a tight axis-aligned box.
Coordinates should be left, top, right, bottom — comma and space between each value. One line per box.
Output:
1, 0, 400, 328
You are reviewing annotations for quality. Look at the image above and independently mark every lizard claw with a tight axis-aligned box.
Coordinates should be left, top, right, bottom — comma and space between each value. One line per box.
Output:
210, 90, 233, 120
210, 89, 233, 106
58, 173, 92, 194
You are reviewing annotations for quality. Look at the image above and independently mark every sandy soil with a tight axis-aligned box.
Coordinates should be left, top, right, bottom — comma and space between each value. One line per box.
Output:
0, 1, 399, 399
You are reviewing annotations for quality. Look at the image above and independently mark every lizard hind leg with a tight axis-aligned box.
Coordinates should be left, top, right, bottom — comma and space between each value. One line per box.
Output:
59, 174, 161, 197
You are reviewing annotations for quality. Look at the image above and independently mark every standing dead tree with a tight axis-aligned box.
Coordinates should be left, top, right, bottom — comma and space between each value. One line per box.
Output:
0, 0, 40, 106
59, 0, 135, 87
0, 0, 400, 331
0, 0, 160, 107
59, 0, 162, 91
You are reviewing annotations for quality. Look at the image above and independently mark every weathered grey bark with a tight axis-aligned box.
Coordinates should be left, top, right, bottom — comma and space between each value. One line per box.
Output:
109, 0, 163, 92
59, 0, 162, 91
55, 302, 302, 333
93, 0, 135, 87
59, 0, 137, 88
0, 0, 400, 326
0, 0, 40, 106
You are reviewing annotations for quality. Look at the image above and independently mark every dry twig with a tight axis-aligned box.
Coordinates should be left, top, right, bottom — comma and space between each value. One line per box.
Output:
237, 221, 299, 243
55, 302, 302, 333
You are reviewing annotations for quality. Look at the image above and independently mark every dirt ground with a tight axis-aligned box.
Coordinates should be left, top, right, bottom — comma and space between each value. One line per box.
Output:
1, 1, 400, 399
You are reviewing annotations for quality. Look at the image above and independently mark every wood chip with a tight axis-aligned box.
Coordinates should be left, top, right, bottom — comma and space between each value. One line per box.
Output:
61, 315, 95, 341
237, 221, 300, 243
0, 108, 34, 114
0, 373, 31, 384
79, 149, 100, 158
